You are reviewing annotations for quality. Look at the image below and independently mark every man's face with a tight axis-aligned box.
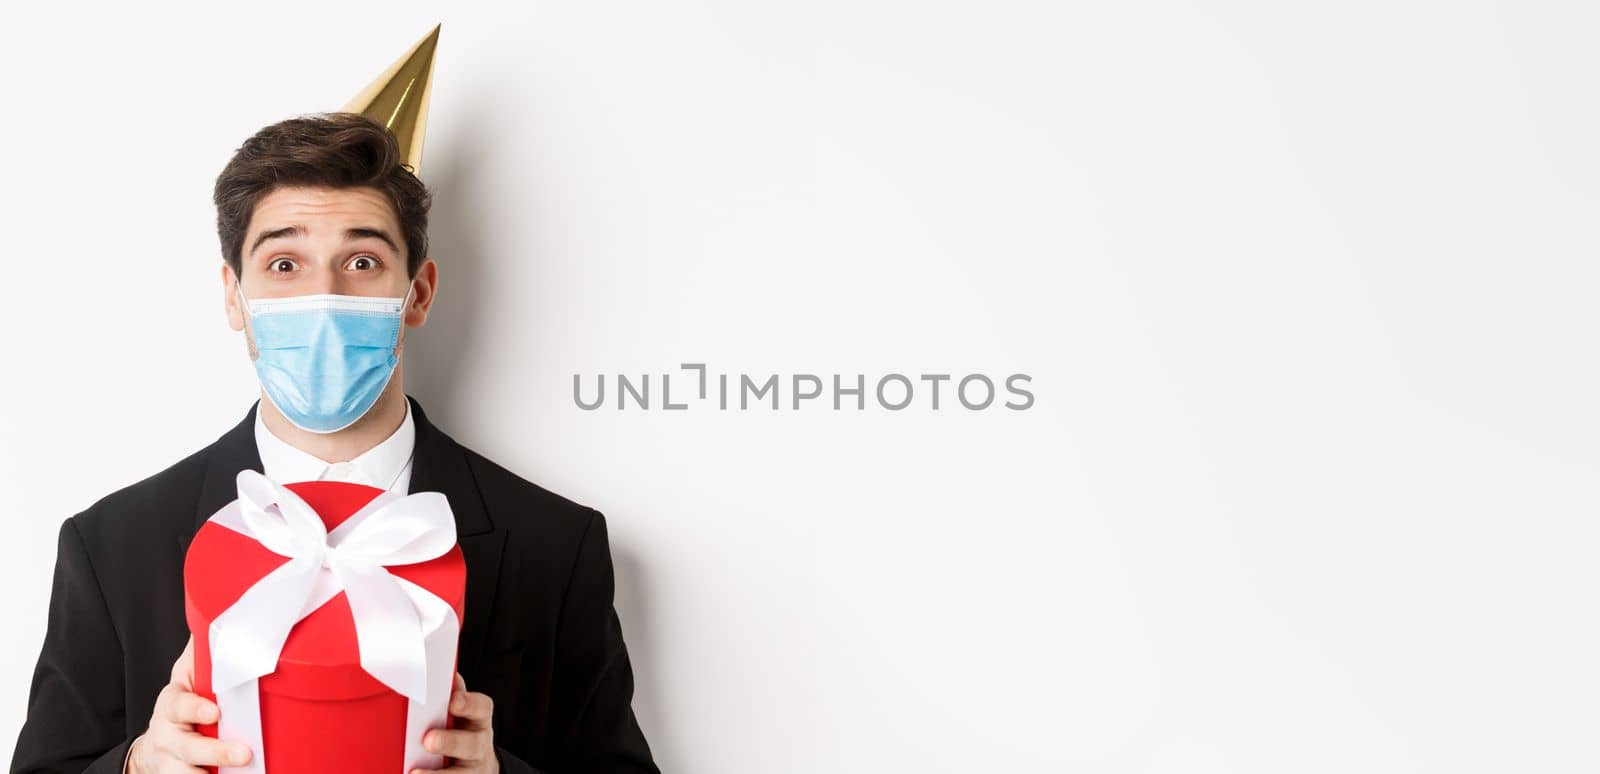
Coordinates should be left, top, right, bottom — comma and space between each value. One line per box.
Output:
225, 184, 438, 351
232, 184, 411, 300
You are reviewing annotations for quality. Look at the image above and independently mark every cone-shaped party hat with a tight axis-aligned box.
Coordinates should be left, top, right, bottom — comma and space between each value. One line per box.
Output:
341, 24, 440, 176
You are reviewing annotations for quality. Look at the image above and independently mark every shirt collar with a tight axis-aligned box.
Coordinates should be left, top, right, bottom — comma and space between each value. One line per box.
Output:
253, 398, 416, 491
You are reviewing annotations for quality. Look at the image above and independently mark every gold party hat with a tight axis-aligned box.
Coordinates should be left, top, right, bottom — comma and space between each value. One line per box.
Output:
341, 24, 440, 176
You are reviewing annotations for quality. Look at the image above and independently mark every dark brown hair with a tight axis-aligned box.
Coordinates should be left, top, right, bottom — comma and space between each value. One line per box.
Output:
213, 112, 432, 278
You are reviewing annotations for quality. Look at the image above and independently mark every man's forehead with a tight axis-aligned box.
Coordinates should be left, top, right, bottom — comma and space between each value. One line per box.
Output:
244, 185, 404, 259
250, 186, 398, 228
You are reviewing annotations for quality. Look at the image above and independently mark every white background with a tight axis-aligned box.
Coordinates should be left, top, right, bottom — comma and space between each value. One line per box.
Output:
2, 1, 1597, 772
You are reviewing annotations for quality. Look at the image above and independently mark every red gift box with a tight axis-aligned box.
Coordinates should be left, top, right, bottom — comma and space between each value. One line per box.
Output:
183, 476, 466, 773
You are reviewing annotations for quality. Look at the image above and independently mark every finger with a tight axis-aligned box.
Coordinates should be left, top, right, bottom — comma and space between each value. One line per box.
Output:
408, 763, 481, 774
164, 690, 220, 726
423, 727, 489, 761
453, 671, 466, 692
171, 637, 196, 689
449, 689, 494, 724
151, 682, 176, 720
152, 762, 204, 774
174, 732, 253, 767
143, 730, 212, 774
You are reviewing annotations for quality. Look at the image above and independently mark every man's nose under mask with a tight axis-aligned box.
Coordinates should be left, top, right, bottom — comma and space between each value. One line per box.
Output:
237, 284, 413, 434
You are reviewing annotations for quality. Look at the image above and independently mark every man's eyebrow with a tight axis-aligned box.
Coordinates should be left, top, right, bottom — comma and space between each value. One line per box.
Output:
344, 227, 401, 254
249, 225, 304, 256
247, 225, 401, 256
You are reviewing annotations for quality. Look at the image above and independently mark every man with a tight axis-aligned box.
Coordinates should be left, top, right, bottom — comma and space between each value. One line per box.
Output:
8, 111, 659, 774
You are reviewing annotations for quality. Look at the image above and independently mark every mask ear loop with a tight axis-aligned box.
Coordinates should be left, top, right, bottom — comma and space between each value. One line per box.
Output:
236, 280, 259, 360
393, 279, 418, 359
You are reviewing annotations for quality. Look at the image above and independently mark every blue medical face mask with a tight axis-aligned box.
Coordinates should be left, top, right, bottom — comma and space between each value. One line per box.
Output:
238, 283, 414, 434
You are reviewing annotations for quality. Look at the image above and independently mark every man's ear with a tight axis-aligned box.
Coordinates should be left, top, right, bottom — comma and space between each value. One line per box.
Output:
405, 258, 439, 328
223, 263, 245, 332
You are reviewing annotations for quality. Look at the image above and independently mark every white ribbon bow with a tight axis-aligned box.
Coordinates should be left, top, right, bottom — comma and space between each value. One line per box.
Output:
206, 469, 462, 773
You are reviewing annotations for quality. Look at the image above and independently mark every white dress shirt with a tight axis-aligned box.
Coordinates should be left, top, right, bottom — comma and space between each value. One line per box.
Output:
253, 399, 416, 493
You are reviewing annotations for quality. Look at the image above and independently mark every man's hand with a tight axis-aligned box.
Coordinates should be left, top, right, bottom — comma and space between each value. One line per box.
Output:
126, 636, 253, 774
412, 672, 499, 773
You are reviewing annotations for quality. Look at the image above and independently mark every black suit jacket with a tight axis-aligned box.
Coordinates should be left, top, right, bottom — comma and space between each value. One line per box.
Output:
10, 395, 659, 774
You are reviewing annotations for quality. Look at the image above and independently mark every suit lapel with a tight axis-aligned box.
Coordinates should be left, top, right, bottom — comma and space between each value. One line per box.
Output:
186, 400, 264, 549
404, 394, 505, 672
180, 394, 506, 675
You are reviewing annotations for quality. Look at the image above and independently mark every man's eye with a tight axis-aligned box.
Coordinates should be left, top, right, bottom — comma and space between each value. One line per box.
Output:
269, 258, 295, 273
348, 255, 378, 271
